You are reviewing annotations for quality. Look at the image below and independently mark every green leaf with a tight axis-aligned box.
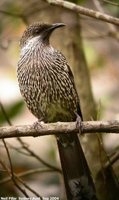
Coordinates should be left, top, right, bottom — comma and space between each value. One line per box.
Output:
0, 100, 24, 125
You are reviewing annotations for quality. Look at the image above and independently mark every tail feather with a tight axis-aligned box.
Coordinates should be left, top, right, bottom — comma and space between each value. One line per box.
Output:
57, 134, 97, 200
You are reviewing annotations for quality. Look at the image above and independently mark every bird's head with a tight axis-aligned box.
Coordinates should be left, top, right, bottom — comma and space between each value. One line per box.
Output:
20, 22, 65, 48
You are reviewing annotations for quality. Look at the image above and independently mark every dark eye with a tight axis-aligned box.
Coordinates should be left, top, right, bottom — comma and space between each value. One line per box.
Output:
35, 29, 40, 34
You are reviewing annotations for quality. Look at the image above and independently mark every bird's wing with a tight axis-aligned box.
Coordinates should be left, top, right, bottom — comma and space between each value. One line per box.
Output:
66, 64, 83, 120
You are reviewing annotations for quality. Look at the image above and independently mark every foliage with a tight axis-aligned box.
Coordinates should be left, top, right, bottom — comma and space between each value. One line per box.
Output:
0, 100, 24, 124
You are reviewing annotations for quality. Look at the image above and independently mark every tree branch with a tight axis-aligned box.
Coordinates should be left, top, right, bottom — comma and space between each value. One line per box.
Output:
101, 0, 119, 7
45, 0, 119, 26
0, 159, 29, 197
0, 167, 58, 185
0, 121, 119, 139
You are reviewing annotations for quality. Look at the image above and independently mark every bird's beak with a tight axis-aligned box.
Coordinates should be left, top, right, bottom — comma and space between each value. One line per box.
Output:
51, 23, 66, 30
42, 23, 65, 41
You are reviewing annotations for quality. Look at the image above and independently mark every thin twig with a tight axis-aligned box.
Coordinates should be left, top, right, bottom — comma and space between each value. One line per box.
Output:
0, 100, 61, 173
14, 174, 42, 198
0, 167, 57, 185
0, 159, 29, 197
101, 0, 119, 6
17, 137, 61, 173
93, 0, 119, 41
0, 101, 30, 196
0, 159, 42, 198
1, 140, 39, 197
1, 142, 31, 156
105, 151, 119, 168
0, 101, 52, 197
45, 0, 119, 26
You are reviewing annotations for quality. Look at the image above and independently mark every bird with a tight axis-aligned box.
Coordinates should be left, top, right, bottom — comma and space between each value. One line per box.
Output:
17, 22, 97, 200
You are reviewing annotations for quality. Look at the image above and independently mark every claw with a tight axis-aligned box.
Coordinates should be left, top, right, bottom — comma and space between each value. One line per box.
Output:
32, 119, 44, 131
75, 113, 83, 134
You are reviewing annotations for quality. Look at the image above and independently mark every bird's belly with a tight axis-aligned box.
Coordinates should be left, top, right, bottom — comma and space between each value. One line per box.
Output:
18, 66, 78, 122
45, 102, 75, 122
19, 82, 76, 122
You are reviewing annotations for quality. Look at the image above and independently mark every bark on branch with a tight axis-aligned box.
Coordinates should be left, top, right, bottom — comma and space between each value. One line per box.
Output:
0, 120, 119, 139
45, 0, 119, 26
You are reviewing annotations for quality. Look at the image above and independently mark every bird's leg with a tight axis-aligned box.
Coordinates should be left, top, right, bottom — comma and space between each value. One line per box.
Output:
75, 113, 83, 134
32, 118, 44, 130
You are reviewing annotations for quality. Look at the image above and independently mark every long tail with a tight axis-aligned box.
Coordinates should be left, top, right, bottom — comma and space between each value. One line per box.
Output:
56, 133, 98, 200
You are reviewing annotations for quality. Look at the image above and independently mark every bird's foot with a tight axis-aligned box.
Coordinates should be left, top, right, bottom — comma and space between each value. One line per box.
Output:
32, 119, 44, 131
75, 113, 83, 134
